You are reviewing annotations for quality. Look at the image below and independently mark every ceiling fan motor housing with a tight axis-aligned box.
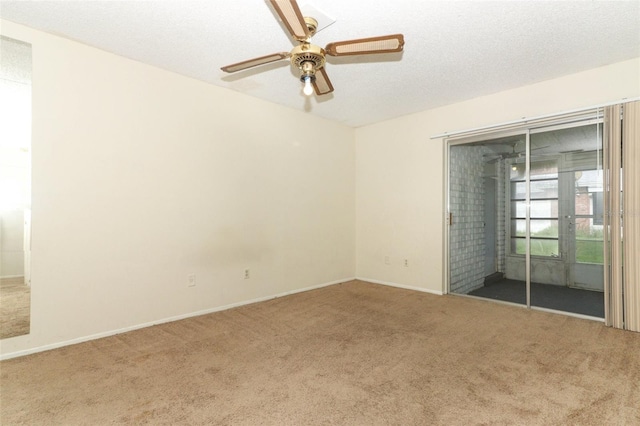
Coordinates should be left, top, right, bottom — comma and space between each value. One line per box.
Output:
291, 43, 325, 81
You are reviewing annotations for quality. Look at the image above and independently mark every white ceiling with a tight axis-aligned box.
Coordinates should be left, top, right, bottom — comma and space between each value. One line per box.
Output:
1, 0, 639, 127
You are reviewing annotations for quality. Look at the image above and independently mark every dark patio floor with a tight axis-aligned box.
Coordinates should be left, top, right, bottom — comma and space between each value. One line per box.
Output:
468, 278, 604, 318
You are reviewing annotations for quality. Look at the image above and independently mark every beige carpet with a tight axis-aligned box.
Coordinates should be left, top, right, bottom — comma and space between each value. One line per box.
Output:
1, 280, 639, 425
0, 277, 30, 339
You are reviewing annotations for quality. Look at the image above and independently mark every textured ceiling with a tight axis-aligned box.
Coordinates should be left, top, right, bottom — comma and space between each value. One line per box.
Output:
1, 0, 639, 127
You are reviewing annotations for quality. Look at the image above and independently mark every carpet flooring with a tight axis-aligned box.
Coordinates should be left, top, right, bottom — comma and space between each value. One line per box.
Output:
0, 277, 30, 339
468, 279, 605, 318
1, 280, 639, 425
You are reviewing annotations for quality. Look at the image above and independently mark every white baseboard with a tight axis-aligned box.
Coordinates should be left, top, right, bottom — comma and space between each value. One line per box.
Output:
357, 277, 444, 296
0, 277, 355, 361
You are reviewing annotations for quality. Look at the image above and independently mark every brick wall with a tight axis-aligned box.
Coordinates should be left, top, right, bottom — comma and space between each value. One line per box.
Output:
449, 145, 485, 294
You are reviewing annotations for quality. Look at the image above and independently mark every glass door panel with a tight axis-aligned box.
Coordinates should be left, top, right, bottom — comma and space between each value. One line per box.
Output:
449, 134, 527, 306
528, 124, 604, 317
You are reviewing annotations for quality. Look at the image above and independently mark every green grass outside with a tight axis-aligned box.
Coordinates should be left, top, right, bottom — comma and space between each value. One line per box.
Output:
513, 227, 604, 264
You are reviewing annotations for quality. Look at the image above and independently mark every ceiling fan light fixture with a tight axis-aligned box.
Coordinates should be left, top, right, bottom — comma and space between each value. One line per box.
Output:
302, 74, 314, 95
300, 61, 316, 96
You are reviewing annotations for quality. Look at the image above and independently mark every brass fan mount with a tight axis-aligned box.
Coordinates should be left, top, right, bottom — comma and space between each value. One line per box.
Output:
291, 17, 324, 85
303, 17, 318, 37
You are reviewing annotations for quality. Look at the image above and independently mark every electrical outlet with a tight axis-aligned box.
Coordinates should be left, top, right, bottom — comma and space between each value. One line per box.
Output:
188, 274, 196, 287
404, 259, 409, 267
244, 268, 250, 279
384, 256, 390, 265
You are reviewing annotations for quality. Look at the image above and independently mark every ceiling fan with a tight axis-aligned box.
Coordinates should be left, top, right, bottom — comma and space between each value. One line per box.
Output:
483, 143, 550, 163
220, 0, 405, 96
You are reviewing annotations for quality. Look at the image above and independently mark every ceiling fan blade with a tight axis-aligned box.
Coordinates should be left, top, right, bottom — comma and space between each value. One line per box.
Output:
325, 34, 405, 56
221, 52, 289, 73
312, 67, 334, 95
531, 145, 550, 151
268, 0, 310, 42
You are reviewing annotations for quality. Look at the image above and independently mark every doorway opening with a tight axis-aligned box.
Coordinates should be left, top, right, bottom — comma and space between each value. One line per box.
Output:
0, 36, 32, 339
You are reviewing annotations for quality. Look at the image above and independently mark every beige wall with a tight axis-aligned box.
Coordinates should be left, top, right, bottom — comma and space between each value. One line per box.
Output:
2, 17, 639, 358
355, 57, 640, 293
0, 21, 355, 357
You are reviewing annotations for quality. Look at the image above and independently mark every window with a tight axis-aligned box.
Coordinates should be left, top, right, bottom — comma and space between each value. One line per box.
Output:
574, 170, 604, 264
510, 160, 559, 257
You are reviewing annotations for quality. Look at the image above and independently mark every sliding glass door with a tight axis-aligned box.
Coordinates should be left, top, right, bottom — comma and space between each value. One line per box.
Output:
448, 120, 604, 318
